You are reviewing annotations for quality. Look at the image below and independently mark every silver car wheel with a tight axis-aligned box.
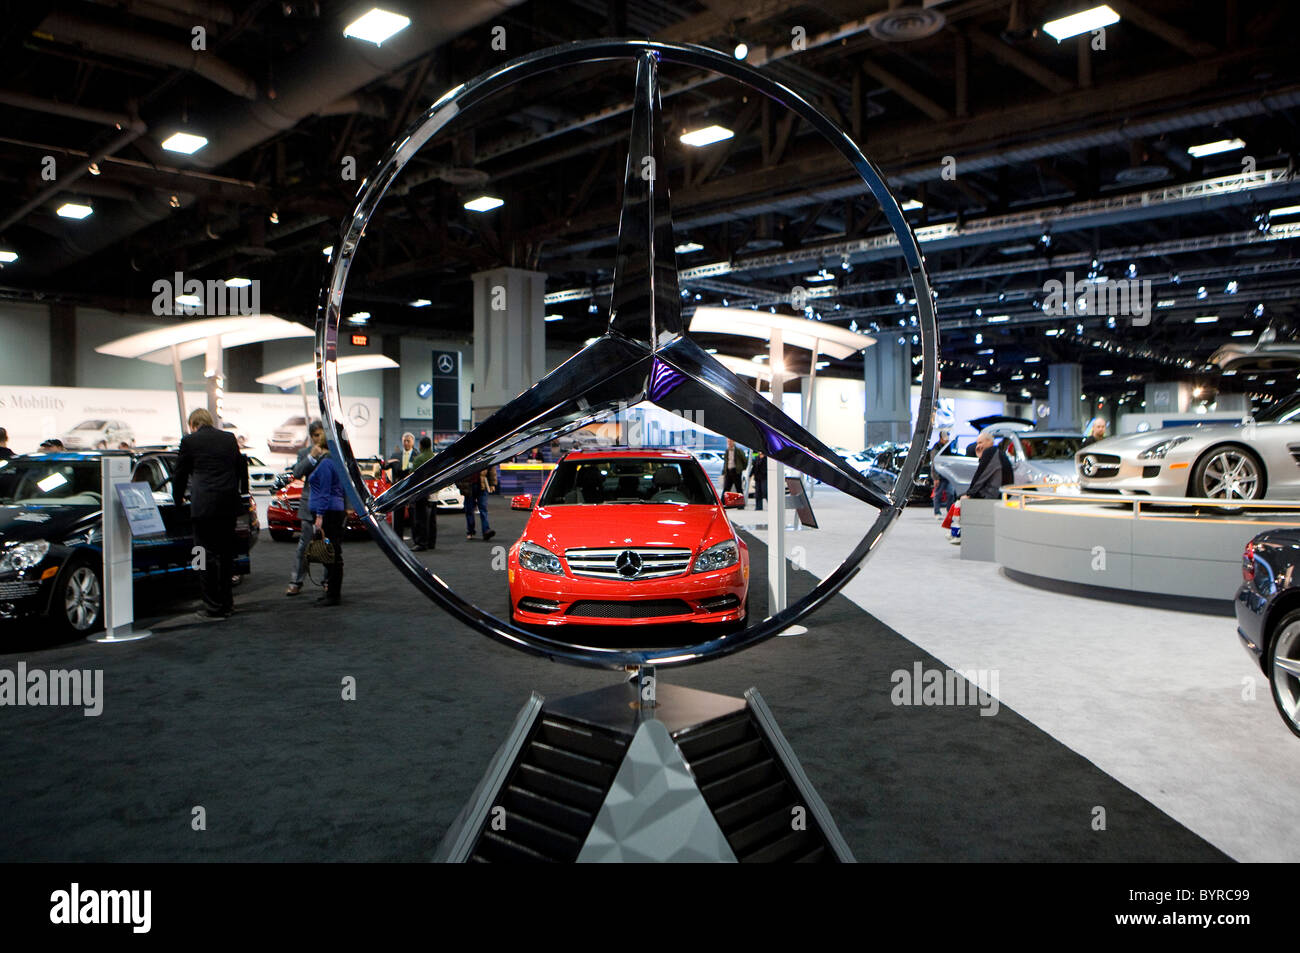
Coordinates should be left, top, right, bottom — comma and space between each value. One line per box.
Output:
1271, 622, 1300, 734
1200, 449, 1261, 500
63, 566, 102, 632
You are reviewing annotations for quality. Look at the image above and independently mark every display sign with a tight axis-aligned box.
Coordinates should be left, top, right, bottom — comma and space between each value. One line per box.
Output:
785, 475, 818, 529
114, 482, 166, 537
430, 350, 461, 431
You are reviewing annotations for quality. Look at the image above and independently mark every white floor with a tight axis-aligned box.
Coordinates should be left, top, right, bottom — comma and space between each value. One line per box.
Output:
730, 488, 1300, 863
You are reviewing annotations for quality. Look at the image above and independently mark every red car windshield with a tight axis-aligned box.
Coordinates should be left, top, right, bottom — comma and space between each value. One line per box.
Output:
540, 458, 716, 505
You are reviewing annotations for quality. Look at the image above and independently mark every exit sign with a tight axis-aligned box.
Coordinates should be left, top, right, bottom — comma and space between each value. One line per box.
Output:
350, 332, 370, 347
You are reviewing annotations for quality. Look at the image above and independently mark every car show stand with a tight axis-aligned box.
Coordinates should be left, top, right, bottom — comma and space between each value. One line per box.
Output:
969, 489, 1300, 604
434, 679, 853, 863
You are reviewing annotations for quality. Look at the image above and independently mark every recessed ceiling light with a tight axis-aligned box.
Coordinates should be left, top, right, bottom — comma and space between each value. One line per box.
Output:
175, 293, 202, 309
409, 298, 431, 308
544, 314, 563, 322
463, 195, 504, 212
1231, 329, 1253, 337
1024, 357, 1042, 363
900, 199, 923, 211
805, 270, 835, 282
0, 250, 17, 264
224, 277, 251, 288
674, 241, 704, 254
56, 202, 92, 219
347, 312, 371, 325
1187, 138, 1245, 158
322, 245, 334, 257
161, 132, 208, 154
986, 314, 1010, 323
342, 7, 411, 45
1269, 205, 1300, 217
1194, 315, 1219, 323
1043, 4, 1120, 41
1098, 369, 1113, 376
680, 125, 734, 147
733, 42, 749, 60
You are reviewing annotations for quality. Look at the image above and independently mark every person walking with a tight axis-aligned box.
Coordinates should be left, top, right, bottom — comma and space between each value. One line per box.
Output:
929, 429, 955, 519
410, 436, 437, 551
382, 432, 417, 542
722, 439, 746, 499
173, 408, 247, 620
286, 419, 324, 596
751, 451, 768, 511
460, 464, 498, 541
307, 427, 347, 606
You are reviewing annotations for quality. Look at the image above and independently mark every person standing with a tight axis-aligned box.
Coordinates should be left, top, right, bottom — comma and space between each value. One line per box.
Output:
410, 436, 437, 551
722, 439, 746, 499
929, 429, 955, 519
0, 428, 13, 460
173, 408, 247, 620
1082, 417, 1108, 446
382, 432, 417, 541
460, 464, 498, 541
286, 419, 324, 596
751, 450, 768, 511
308, 428, 347, 606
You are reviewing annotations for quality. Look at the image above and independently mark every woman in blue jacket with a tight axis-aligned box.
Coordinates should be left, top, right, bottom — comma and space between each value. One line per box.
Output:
307, 429, 347, 605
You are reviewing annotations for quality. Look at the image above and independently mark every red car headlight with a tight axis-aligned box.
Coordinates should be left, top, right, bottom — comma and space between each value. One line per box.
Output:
519, 541, 564, 575
692, 539, 739, 573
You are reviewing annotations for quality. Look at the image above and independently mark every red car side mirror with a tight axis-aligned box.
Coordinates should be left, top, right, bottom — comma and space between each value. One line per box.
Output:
722, 491, 745, 509
511, 493, 534, 511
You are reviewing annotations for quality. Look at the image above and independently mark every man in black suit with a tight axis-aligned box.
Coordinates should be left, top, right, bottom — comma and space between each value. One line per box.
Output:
173, 408, 248, 619
963, 430, 1014, 500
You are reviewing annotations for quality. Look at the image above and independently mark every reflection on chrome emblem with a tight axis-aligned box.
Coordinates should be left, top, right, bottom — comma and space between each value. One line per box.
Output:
1082, 455, 1098, 477
316, 39, 939, 670
616, 550, 644, 578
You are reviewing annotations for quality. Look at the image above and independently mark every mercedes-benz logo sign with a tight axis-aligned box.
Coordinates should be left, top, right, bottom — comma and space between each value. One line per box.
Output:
437, 354, 455, 374
348, 402, 370, 427
1081, 455, 1097, 477
315, 39, 939, 671
615, 550, 643, 578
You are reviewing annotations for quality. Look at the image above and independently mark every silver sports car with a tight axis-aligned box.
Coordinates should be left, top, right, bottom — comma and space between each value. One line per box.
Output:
1076, 392, 1300, 500
932, 428, 1085, 495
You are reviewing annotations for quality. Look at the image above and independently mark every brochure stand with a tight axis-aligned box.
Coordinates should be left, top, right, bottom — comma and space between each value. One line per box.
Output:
88, 454, 151, 643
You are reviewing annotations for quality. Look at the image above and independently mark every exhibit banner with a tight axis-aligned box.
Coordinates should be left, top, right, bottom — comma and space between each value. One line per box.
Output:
0, 385, 381, 464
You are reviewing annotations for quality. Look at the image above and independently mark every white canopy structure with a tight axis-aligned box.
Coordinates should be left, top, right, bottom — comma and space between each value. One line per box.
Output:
257, 354, 399, 421
96, 315, 314, 431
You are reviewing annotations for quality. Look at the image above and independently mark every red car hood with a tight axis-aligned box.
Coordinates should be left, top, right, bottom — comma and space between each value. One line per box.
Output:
527, 503, 732, 552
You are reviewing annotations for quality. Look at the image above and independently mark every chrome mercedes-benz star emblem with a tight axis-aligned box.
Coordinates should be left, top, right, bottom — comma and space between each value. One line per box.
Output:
316, 39, 938, 671
1082, 455, 1097, 477
616, 551, 643, 578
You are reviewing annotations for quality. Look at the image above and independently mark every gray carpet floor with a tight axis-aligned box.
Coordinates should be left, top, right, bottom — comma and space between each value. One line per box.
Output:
0, 506, 1227, 862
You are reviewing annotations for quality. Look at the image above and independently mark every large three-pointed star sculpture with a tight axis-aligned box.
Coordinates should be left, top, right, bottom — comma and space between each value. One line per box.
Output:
369, 51, 892, 523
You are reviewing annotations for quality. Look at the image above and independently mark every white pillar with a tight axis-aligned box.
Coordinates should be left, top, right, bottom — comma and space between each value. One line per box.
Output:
471, 267, 547, 424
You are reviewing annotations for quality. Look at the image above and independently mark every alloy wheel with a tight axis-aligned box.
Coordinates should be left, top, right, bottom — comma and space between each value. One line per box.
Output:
1271, 622, 1300, 735
63, 566, 101, 632
1200, 450, 1261, 499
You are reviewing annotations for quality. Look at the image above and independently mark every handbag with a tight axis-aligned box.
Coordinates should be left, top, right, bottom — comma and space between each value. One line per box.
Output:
306, 536, 337, 565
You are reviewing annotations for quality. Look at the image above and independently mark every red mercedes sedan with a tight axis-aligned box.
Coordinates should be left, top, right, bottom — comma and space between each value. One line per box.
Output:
267, 457, 392, 540
507, 449, 749, 630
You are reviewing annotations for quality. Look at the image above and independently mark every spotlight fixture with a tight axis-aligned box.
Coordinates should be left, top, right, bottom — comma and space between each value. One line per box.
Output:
87, 162, 101, 176
679, 125, 734, 147
268, 211, 279, 224
322, 245, 334, 257
463, 195, 504, 212
161, 132, 208, 155
342, 7, 411, 45
733, 41, 749, 60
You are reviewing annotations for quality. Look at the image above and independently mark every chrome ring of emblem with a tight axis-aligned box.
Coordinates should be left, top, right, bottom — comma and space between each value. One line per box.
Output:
315, 38, 939, 671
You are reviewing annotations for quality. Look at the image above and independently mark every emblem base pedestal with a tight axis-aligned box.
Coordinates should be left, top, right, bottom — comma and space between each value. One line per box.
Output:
434, 680, 854, 863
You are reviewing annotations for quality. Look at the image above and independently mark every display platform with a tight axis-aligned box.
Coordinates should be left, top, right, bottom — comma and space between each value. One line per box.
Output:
963, 490, 1300, 604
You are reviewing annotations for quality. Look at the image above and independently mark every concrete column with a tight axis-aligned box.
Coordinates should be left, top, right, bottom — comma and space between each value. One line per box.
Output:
863, 333, 911, 445
224, 341, 263, 393
1145, 381, 1191, 414
1048, 363, 1083, 432
471, 267, 546, 424
49, 303, 75, 387
381, 333, 402, 455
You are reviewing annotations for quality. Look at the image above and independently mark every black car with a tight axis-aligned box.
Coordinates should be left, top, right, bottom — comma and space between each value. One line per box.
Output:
851, 444, 933, 505
0, 451, 258, 636
1236, 528, 1300, 737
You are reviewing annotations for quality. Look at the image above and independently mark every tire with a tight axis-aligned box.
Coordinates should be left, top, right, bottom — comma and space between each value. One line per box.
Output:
1268, 609, 1300, 738
53, 560, 103, 636
1190, 446, 1266, 503
269, 528, 295, 542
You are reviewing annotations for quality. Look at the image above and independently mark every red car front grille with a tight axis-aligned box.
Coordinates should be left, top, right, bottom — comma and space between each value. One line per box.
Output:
566, 599, 693, 619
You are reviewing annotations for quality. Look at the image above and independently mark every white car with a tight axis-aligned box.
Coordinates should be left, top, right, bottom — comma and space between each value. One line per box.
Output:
1078, 391, 1300, 500
435, 483, 465, 511
63, 419, 134, 449
933, 429, 1085, 495
245, 455, 279, 492
268, 416, 310, 455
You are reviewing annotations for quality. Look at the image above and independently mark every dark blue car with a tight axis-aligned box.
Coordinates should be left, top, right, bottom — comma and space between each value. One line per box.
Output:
0, 451, 257, 636
1236, 528, 1300, 737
